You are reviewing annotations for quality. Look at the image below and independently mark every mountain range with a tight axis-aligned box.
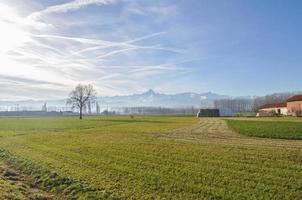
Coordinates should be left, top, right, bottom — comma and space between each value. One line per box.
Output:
101, 89, 229, 108
0, 89, 229, 110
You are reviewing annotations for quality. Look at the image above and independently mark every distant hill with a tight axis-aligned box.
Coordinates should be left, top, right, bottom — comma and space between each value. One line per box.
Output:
0, 89, 230, 110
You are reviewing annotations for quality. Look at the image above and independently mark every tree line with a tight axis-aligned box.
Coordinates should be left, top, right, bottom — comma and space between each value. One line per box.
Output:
214, 92, 299, 113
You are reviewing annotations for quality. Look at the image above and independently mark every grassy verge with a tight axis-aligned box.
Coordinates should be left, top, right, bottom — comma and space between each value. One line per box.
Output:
0, 149, 120, 200
226, 119, 302, 139
0, 176, 25, 200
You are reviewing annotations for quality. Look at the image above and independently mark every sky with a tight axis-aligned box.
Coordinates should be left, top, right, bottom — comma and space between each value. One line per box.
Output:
0, 0, 301, 100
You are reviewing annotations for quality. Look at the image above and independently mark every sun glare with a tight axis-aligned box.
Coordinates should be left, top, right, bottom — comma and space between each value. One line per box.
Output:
0, 3, 30, 55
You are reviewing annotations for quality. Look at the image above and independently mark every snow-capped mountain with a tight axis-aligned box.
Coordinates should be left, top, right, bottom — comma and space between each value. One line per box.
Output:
100, 89, 229, 108
0, 89, 229, 110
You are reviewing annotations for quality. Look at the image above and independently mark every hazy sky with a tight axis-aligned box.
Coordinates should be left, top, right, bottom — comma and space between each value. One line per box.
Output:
0, 0, 301, 100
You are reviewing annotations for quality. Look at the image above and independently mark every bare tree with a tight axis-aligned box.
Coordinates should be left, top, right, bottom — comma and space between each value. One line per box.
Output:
214, 98, 253, 113
67, 84, 97, 119
252, 92, 295, 111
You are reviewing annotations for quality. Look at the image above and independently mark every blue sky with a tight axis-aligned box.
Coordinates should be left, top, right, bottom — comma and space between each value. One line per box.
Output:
0, 0, 301, 100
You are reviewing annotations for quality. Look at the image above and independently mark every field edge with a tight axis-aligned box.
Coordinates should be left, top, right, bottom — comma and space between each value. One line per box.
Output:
0, 148, 121, 200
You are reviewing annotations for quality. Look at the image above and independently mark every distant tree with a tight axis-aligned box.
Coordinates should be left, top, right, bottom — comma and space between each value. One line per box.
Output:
252, 92, 295, 111
214, 98, 253, 113
67, 84, 97, 119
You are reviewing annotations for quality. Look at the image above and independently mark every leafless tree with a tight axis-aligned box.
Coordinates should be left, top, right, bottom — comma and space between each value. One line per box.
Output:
67, 84, 97, 119
214, 98, 253, 113
252, 92, 295, 111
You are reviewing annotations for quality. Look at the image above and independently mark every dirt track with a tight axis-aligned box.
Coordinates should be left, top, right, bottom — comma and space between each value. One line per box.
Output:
161, 118, 302, 149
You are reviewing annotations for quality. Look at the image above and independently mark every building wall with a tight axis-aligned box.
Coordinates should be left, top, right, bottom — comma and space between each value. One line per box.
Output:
287, 101, 302, 116
280, 107, 288, 115
258, 107, 288, 115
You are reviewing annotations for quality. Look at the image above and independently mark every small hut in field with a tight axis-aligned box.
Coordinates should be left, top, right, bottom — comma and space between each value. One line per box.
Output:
197, 108, 234, 117
196, 109, 220, 117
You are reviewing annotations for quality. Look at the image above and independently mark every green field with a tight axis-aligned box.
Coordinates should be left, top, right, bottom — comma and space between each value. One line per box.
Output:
0, 116, 302, 199
226, 118, 302, 139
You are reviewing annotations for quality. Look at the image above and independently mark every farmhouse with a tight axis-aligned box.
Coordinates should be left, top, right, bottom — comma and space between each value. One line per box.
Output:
257, 102, 287, 116
287, 94, 302, 116
257, 94, 302, 117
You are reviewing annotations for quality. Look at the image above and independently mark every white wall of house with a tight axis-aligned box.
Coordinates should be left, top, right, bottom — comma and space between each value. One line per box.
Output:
259, 107, 288, 115
280, 107, 288, 115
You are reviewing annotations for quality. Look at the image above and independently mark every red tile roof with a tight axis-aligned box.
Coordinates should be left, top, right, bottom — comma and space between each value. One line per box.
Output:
287, 94, 302, 102
259, 102, 287, 110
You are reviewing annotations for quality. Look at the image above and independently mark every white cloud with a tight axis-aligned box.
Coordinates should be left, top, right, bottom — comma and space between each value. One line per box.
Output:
27, 0, 115, 20
124, 1, 178, 17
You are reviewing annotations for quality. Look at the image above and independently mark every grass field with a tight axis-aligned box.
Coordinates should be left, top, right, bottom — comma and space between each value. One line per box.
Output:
226, 118, 302, 139
0, 116, 302, 199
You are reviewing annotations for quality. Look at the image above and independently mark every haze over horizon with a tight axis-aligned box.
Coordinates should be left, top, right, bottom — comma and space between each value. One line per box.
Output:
1, 0, 301, 100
